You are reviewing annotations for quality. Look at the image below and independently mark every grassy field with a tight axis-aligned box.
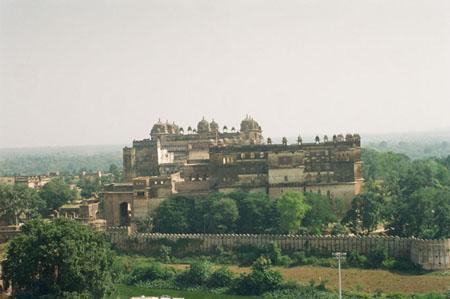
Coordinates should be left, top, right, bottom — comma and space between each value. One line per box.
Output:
168, 264, 450, 294
107, 285, 256, 299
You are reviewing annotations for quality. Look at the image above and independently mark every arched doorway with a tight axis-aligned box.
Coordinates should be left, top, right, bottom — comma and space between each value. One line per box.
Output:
119, 202, 131, 226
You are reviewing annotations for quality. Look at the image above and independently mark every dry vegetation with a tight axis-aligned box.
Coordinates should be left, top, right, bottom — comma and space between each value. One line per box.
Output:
0, 243, 7, 261
169, 264, 450, 294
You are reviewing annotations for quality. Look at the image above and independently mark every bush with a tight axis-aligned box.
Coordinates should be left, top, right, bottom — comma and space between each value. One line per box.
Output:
291, 251, 307, 265
206, 266, 235, 288
264, 242, 283, 265
176, 260, 212, 287
127, 262, 176, 284
346, 251, 369, 268
366, 247, 388, 268
236, 245, 262, 266
278, 255, 293, 267
262, 286, 338, 299
158, 245, 172, 263
232, 257, 283, 296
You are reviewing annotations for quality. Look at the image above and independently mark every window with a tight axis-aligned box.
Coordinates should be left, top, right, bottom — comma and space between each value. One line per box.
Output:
137, 191, 145, 197
284, 176, 288, 182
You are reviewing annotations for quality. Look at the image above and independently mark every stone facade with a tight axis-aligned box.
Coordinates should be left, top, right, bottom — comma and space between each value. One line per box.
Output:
104, 117, 362, 226
57, 198, 106, 231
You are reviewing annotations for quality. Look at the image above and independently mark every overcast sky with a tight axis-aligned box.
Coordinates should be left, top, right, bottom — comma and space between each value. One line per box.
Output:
1, 0, 449, 148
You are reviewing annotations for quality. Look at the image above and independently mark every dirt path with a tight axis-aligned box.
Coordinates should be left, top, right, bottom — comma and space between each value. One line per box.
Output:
169, 264, 450, 294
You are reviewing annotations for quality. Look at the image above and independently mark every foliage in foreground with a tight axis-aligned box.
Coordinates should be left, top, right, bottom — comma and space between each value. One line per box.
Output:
113, 255, 446, 299
1, 218, 114, 299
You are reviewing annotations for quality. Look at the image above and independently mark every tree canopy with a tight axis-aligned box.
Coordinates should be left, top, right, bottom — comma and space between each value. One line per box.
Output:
276, 191, 310, 234
39, 179, 79, 211
0, 184, 44, 225
1, 218, 113, 298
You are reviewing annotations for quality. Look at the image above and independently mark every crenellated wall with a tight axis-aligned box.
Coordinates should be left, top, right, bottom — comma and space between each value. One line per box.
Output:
106, 228, 450, 270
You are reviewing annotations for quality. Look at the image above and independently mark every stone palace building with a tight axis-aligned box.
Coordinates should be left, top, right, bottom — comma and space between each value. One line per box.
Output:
103, 116, 363, 226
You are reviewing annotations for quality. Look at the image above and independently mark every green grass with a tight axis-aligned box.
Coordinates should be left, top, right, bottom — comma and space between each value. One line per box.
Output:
107, 285, 258, 299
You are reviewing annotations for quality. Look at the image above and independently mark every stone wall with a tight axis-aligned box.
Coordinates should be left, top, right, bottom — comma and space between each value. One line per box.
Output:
0, 225, 20, 243
107, 228, 450, 270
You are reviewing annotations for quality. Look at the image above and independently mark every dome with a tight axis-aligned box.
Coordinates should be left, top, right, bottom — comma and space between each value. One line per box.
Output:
151, 121, 167, 134
210, 119, 219, 132
166, 122, 179, 134
240, 115, 261, 132
197, 117, 210, 134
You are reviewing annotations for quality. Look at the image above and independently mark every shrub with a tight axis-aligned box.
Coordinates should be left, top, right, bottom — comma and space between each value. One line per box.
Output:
232, 257, 283, 296
176, 260, 212, 287
291, 250, 307, 265
346, 251, 369, 268
367, 247, 388, 268
206, 266, 235, 288
278, 255, 293, 267
127, 262, 175, 284
390, 257, 423, 272
158, 245, 172, 263
264, 242, 283, 265
262, 287, 338, 299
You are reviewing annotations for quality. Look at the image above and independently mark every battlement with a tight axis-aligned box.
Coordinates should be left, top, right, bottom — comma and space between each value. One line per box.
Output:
106, 230, 450, 270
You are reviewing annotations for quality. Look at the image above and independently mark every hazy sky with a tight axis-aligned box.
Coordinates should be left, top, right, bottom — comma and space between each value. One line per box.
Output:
1, 0, 449, 148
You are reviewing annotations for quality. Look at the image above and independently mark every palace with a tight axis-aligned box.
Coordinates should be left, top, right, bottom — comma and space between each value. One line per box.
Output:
103, 117, 363, 226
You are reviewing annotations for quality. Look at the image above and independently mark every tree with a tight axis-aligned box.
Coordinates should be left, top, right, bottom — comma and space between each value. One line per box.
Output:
108, 163, 122, 183
154, 196, 193, 233
77, 178, 100, 198
40, 178, 78, 211
0, 184, 44, 225
235, 192, 278, 233
302, 193, 338, 234
342, 191, 384, 235
206, 197, 239, 233
276, 191, 310, 234
388, 187, 450, 238
1, 218, 113, 298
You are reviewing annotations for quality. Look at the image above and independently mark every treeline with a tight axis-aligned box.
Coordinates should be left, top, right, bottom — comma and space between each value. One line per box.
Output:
151, 191, 347, 235
0, 145, 122, 176
346, 149, 450, 238
366, 139, 450, 159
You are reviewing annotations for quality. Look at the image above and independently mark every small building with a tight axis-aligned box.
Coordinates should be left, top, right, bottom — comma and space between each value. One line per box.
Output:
57, 198, 106, 231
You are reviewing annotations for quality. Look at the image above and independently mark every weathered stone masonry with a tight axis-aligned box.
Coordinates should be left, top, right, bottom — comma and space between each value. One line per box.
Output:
107, 228, 450, 270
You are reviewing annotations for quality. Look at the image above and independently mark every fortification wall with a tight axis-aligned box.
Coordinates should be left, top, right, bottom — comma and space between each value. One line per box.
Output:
106, 229, 450, 270
410, 239, 450, 270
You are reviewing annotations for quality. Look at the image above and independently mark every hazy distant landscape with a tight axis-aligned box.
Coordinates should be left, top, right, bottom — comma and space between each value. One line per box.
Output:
1, 130, 450, 176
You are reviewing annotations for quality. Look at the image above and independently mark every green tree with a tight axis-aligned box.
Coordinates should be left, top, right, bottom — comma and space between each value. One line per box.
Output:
206, 197, 239, 233
302, 193, 339, 234
40, 179, 78, 211
1, 218, 113, 298
154, 196, 193, 233
77, 178, 100, 198
0, 184, 44, 225
276, 191, 310, 234
388, 187, 450, 238
342, 191, 384, 234
235, 192, 278, 233
108, 163, 122, 183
